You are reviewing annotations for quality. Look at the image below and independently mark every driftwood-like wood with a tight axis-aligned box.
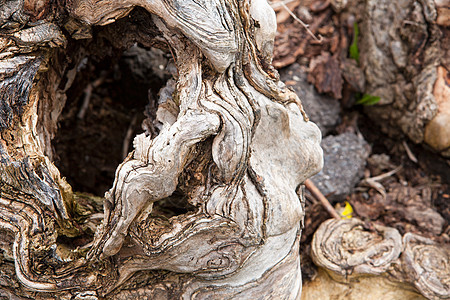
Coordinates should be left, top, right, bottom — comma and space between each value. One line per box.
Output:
359, 0, 449, 156
0, 0, 323, 298
311, 218, 450, 299
402, 233, 450, 300
311, 218, 402, 279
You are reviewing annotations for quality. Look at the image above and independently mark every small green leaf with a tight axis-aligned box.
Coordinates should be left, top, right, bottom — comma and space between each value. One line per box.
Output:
349, 22, 360, 63
356, 94, 381, 106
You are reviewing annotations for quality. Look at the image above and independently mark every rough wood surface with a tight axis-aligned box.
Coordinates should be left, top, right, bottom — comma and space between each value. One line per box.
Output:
0, 0, 323, 298
311, 218, 450, 299
359, 0, 442, 147
402, 233, 450, 300
311, 218, 402, 279
2, 0, 446, 298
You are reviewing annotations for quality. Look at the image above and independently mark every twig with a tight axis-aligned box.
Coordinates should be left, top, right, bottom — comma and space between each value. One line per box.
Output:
360, 178, 387, 199
359, 166, 402, 199
77, 76, 106, 120
402, 141, 418, 163
305, 179, 340, 219
77, 84, 93, 120
122, 113, 139, 159
368, 165, 402, 182
279, 2, 323, 42
269, 0, 299, 10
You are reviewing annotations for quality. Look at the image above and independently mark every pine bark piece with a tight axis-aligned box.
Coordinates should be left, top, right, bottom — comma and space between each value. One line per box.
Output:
307, 52, 343, 99
311, 218, 403, 278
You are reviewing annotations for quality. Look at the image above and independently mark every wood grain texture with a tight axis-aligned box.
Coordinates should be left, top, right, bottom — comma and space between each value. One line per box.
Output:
402, 233, 450, 300
0, 56, 41, 130
311, 218, 450, 298
0, 0, 447, 298
311, 218, 402, 278
0, 0, 322, 298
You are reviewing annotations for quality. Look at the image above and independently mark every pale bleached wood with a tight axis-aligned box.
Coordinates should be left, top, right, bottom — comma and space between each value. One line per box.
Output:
402, 233, 450, 300
311, 217, 450, 299
311, 218, 403, 279
0, 0, 323, 298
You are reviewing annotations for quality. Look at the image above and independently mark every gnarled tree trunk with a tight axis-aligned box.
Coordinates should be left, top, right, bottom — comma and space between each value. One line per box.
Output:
358, 0, 449, 156
0, 0, 323, 299
308, 218, 449, 300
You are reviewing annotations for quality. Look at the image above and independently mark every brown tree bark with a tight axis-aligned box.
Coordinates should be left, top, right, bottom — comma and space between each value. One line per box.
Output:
0, 0, 323, 298
357, 0, 449, 156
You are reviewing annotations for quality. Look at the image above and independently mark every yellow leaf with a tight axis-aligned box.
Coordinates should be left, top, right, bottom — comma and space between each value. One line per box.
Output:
340, 201, 353, 219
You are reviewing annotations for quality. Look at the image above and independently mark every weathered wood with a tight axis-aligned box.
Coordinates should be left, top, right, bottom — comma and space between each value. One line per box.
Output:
311, 218, 450, 299
0, 0, 323, 298
402, 233, 450, 300
311, 218, 403, 279
359, 0, 447, 155
0, 56, 41, 130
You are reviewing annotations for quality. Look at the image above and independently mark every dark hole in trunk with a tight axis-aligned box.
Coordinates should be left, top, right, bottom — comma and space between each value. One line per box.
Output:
53, 44, 170, 197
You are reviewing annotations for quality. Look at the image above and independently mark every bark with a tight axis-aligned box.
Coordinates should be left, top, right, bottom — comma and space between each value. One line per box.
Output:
358, 0, 449, 156
0, 0, 323, 299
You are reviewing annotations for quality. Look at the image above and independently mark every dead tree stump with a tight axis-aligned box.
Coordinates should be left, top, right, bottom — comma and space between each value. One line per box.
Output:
0, 0, 323, 298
